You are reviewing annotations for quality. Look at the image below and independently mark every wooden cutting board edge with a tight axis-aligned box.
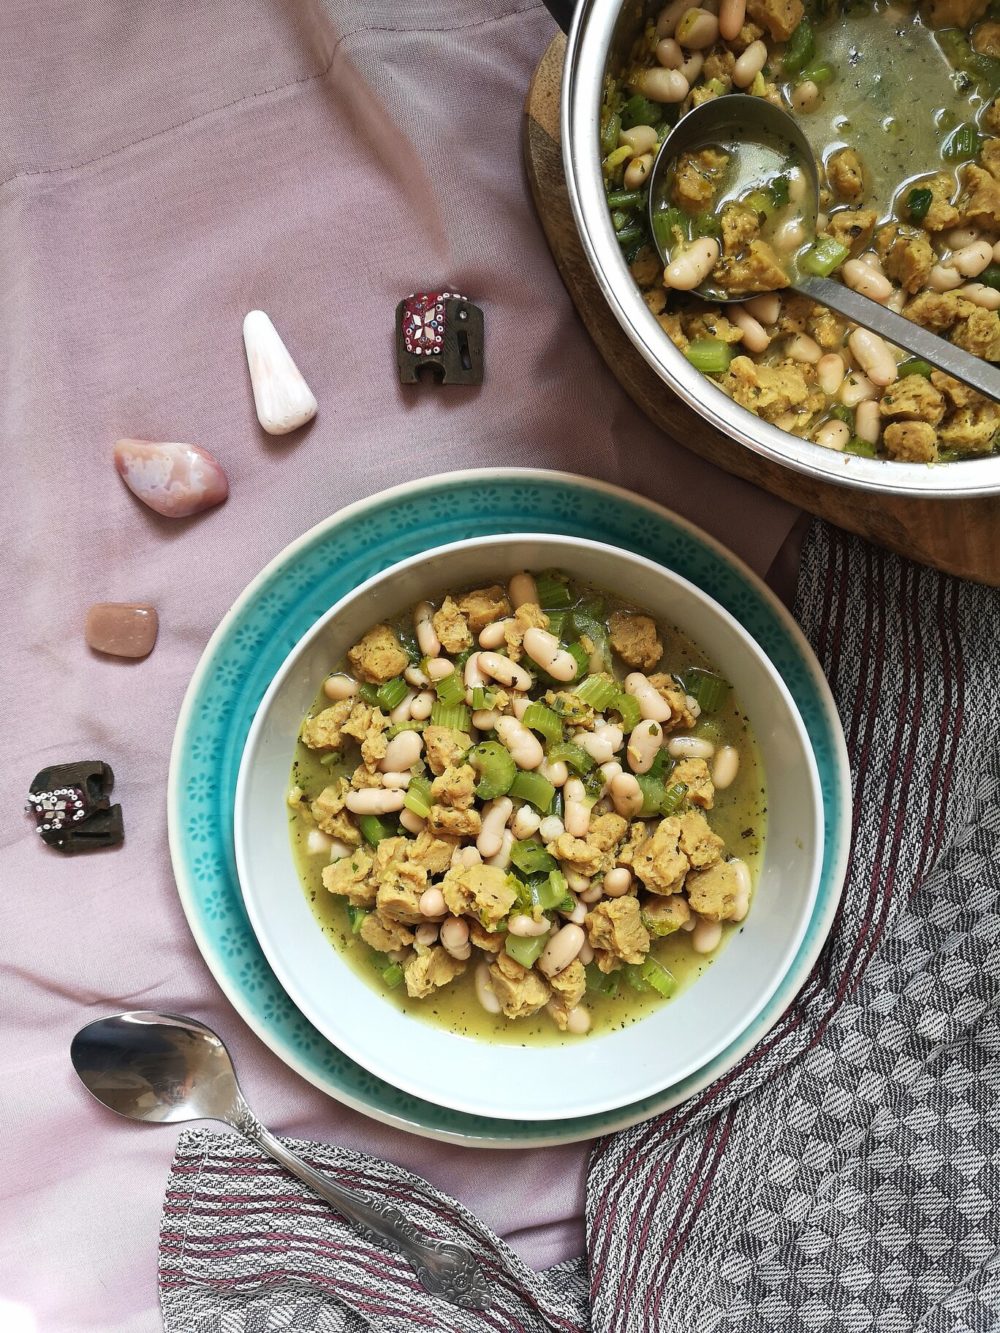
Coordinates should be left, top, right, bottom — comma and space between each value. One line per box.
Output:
523, 33, 1000, 586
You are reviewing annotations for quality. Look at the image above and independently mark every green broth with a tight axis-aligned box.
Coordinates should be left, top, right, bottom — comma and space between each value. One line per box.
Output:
289, 583, 767, 1044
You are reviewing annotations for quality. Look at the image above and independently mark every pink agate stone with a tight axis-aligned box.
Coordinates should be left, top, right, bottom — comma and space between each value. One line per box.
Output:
113, 438, 229, 518
86, 603, 159, 658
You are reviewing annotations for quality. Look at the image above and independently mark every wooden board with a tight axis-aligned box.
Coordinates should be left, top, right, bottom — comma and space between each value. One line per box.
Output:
523, 34, 1000, 585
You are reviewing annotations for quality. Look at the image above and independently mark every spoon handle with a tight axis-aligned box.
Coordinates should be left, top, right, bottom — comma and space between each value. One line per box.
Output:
796, 275, 1000, 401
230, 1100, 491, 1310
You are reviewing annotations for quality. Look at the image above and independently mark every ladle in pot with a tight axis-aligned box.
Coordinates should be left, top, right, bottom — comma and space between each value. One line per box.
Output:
646, 96, 1000, 400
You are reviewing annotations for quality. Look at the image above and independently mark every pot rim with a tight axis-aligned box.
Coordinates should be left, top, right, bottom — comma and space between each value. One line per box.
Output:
560, 0, 1000, 499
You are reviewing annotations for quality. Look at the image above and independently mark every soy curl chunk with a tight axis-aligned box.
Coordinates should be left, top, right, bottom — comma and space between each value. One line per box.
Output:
522, 628, 578, 682
477, 796, 514, 858
610, 772, 644, 818
627, 719, 664, 774
323, 674, 358, 701
413, 601, 440, 658
508, 571, 538, 608
848, 329, 898, 387
479, 652, 533, 691
625, 672, 673, 722
664, 238, 719, 291
496, 717, 544, 769
538, 924, 586, 979
564, 778, 592, 838
345, 788, 405, 815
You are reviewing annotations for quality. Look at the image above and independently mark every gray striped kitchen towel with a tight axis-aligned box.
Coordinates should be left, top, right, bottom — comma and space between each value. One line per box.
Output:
159, 522, 1000, 1333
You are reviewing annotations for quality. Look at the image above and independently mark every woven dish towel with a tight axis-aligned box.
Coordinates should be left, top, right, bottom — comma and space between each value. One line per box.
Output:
159, 521, 1000, 1333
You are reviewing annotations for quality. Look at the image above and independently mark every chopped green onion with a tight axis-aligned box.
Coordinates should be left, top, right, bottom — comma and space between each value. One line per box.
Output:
600, 110, 622, 158
587, 964, 619, 997
565, 642, 590, 679
782, 18, 814, 76
661, 782, 689, 816
681, 667, 730, 713
768, 174, 790, 207
386, 720, 424, 739
906, 187, 932, 223
505, 933, 548, 967
403, 775, 433, 819
899, 358, 933, 378
608, 690, 642, 733
347, 906, 368, 935
429, 702, 471, 730
799, 236, 850, 278
434, 669, 465, 707
521, 702, 564, 745
979, 262, 1000, 291
471, 686, 496, 711
510, 840, 558, 876
375, 676, 408, 712
799, 60, 834, 85
607, 188, 646, 210
684, 339, 734, 375
944, 124, 983, 162
358, 683, 379, 705
359, 814, 395, 847
621, 93, 664, 129
651, 205, 686, 256
573, 674, 619, 710
508, 770, 556, 813
380, 961, 404, 989
469, 740, 517, 800
635, 774, 667, 818
546, 741, 596, 775
535, 571, 573, 609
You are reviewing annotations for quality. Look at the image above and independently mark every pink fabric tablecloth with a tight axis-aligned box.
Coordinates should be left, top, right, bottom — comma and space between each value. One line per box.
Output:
0, 3, 798, 1329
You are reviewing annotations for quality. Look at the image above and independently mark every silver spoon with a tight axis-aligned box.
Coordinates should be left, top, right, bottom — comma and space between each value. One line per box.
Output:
70, 1011, 491, 1310
647, 95, 1000, 400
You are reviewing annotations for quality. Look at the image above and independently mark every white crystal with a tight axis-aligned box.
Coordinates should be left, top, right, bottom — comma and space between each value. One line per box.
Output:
242, 310, 318, 435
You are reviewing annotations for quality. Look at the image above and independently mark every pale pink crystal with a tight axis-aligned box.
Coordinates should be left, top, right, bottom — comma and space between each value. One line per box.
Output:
86, 603, 159, 658
113, 438, 229, 518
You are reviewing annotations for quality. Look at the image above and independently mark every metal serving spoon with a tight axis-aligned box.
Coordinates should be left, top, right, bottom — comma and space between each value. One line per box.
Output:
70, 1011, 491, 1310
647, 95, 1000, 399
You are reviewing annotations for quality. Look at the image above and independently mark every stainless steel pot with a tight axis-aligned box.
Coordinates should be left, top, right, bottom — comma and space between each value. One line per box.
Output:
555, 0, 1000, 498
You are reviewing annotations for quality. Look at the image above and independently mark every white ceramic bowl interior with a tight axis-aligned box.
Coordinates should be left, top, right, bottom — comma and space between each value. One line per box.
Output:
235, 534, 824, 1121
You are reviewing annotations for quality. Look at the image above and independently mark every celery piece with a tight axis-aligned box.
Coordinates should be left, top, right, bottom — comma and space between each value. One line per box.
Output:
434, 669, 465, 706
510, 840, 558, 876
582, 769, 605, 801
429, 702, 471, 730
505, 933, 548, 967
768, 174, 790, 207
535, 570, 573, 609
547, 741, 596, 774
944, 124, 983, 162
531, 869, 570, 911
386, 720, 424, 739
828, 403, 854, 425
600, 110, 622, 158
684, 340, 734, 375
681, 667, 730, 713
782, 18, 814, 75
979, 262, 1000, 291
800, 60, 834, 86
621, 93, 664, 129
508, 770, 556, 813
608, 690, 642, 733
403, 775, 433, 819
470, 686, 496, 711
565, 642, 590, 679
660, 782, 689, 816
799, 236, 850, 278
568, 613, 611, 671
635, 774, 667, 818
899, 358, 933, 378
359, 815, 395, 847
375, 676, 408, 712
381, 961, 404, 989
573, 673, 618, 710
587, 965, 619, 998
616, 224, 646, 251
347, 906, 369, 935
358, 683, 379, 705
545, 610, 566, 639
638, 957, 677, 998
690, 211, 722, 240
652, 205, 686, 256
624, 963, 651, 993
845, 435, 879, 458
469, 740, 517, 800
607, 188, 646, 211
522, 702, 564, 745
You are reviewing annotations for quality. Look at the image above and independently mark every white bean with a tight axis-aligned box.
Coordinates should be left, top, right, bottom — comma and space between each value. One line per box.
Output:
413, 601, 440, 658
328, 838, 352, 862
599, 760, 623, 796
730, 304, 770, 352
426, 657, 455, 681
440, 917, 470, 960
487, 830, 514, 871
849, 328, 898, 387
664, 237, 719, 291
399, 807, 426, 834
791, 80, 819, 112
627, 719, 664, 774
475, 961, 502, 1014
624, 152, 655, 191
855, 399, 881, 446
817, 353, 846, 397
655, 37, 683, 68
786, 333, 823, 365
840, 371, 877, 406
994, 239, 1000, 264
675, 7, 719, 48
679, 51, 704, 83
604, 868, 633, 897
479, 651, 533, 691
389, 689, 416, 724
379, 730, 423, 772
323, 674, 358, 701
578, 941, 595, 965
522, 627, 577, 682
477, 796, 514, 858
744, 293, 780, 324
625, 671, 673, 722
579, 880, 604, 903
539, 758, 569, 787
711, 745, 740, 789
635, 66, 689, 103
720, 0, 747, 41
597, 722, 625, 750
381, 771, 413, 789
463, 652, 486, 693
538, 924, 586, 978
953, 240, 993, 277
512, 696, 530, 720
667, 735, 715, 760
730, 858, 752, 922
566, 1006, 591, 1036
657, 0, 690, 35
415, 922, 439, 947
610, 772, 644, 818
508, 572, 538, 608
564, 777, 592, 837
508, 912, 552, 937
774, 219, 807, 254
306, 828, 333, 856
410, 690, 435, 720
405, 663, 430, 688
815, 419, 850, 452
472, 708, 500, 731
420, 887, 445, 918
511, 805, 542, 839
842, 259, 893, 303
928, 263, 963, 293
496, 716, 544, 769
478, 619, 513, 650
454, 845, 482, 868
946, 226, 981, 249
692, 917, 723, 953
579, 730, 617, 764
539, 815, 565, 841
957, 282, 1000, 310
858, 251, 884, 272
344, 788, 405, 815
